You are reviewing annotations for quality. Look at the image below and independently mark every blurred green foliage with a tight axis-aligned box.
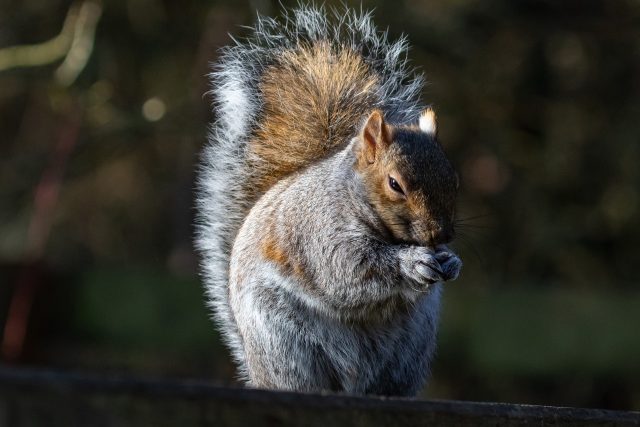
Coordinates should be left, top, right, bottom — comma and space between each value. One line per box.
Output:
0, 0, 639, 411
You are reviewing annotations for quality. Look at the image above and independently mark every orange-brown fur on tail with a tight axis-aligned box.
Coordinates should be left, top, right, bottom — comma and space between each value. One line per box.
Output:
249, 42, 381, 196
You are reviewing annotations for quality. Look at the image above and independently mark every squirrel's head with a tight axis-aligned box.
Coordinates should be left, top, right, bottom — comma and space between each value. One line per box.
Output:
354, 109, 458, 247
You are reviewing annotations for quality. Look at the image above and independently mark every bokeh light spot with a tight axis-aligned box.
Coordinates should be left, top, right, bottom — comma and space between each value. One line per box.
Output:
142, 97, 166, 122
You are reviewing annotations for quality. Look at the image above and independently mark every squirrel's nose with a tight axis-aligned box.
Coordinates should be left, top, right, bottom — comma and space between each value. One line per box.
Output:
427, 226, 453, 247
413, 221, 454, 247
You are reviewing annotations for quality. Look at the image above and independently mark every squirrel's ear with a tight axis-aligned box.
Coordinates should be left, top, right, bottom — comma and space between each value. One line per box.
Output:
361, 110, 391, 164
419, 108, 437, 136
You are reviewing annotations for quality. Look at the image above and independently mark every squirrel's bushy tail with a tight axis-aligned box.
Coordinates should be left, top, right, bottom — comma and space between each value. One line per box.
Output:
196, 5, 424, 374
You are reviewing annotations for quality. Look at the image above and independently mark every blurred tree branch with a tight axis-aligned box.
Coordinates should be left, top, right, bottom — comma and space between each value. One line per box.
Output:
55, 1, 102, 86
0, 1, 102, 86
2, 107, 82, 362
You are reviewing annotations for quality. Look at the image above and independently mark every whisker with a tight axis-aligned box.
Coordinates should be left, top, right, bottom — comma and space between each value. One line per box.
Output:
455, 213, 493, 222
455, 226, 492, 239
455, 223, 494, 230
454, 233, 486, 268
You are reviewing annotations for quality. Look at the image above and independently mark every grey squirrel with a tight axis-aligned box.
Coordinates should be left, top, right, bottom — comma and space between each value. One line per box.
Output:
196, 5, 462, 396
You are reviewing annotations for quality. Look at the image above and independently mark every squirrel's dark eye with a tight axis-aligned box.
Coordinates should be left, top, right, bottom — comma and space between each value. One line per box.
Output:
388, 176, 405, 195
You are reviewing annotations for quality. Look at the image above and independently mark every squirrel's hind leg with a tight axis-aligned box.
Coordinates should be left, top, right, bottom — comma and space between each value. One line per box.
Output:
363, 285, 443, 396
232, 272, 342, 392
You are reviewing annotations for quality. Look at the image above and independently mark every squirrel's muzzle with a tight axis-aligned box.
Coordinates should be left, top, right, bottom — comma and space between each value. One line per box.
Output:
412, 222, 454, 247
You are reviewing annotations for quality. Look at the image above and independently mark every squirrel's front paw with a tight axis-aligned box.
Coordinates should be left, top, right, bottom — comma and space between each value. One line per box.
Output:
399, 246, 444, 287
435, 245, 463, 281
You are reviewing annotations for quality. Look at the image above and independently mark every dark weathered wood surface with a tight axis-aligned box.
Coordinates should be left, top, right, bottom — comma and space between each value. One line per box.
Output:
0, 366, 638, 426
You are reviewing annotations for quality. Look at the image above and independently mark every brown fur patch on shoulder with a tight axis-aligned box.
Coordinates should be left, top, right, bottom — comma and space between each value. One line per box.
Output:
261, 224, 307, 281
261, 233, 289, 268
247, 41, 381, 198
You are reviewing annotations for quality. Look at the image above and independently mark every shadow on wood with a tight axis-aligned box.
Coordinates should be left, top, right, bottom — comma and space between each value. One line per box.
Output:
0, 366, 638, 426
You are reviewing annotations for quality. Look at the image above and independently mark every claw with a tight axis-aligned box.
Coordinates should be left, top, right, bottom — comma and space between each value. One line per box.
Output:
418, 255, 442, 274
415, 263, 443, 282
440, 256, 462, 281
435, 251, 453, 263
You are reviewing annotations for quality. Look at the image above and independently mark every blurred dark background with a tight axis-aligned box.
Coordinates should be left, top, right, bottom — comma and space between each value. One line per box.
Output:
1, 0, 639, 411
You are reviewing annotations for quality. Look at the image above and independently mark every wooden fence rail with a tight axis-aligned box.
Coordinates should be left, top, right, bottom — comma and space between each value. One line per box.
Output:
0, 366, 638, 426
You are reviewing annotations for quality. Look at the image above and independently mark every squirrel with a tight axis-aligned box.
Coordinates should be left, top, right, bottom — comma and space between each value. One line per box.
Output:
196, 5, 462, 396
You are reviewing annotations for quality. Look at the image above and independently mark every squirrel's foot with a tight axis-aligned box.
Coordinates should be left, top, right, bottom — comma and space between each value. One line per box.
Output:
399, 246, 444, 288
435, 245, 462, 281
